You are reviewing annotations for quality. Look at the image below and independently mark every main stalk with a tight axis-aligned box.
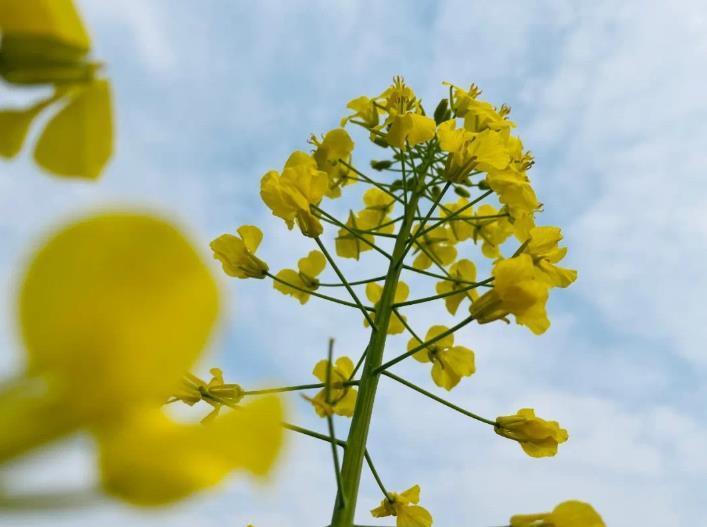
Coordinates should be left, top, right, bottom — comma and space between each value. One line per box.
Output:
329, 174, 422, 527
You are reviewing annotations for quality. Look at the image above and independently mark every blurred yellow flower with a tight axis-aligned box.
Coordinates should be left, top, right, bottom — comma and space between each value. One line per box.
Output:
273, 250, 327, 304
510, 500, 605, 527
436, 259, 479, 315
371, 484, 433, 527
210, 225, 269, 279
260, 151, 329, 237
495, 408, 568, 458
471, 254, 550, 334
365, 281, 409, 334
410, 325, 475, 390
0, 212, 284, 507
97, 396, 284, 506
307, 356, 358, 418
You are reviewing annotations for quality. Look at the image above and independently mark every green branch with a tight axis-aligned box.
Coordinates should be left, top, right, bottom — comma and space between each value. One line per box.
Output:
266, 272, 375, 312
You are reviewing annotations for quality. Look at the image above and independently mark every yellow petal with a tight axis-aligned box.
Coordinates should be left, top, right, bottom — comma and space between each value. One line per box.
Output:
298, 250, 326, 278
397, 504, 433, 527
34, 79, 113, 180
19, 212, 220, 416
425, 325, 454, 350
0, 94, 56, 158
97, 396, 284, 506
273, 268, 310, 304
366, 282, 383, 303
552, 500, 605, 527
236, 225, 263, 253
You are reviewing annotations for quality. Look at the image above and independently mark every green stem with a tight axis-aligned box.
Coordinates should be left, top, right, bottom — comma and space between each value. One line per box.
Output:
373, 315, 476, 374
283, 422, 347, 447
267, 272, 374, 312
400, 263, 482, 285
364, 450, 392, 501
326, 338, 347, 509
243, 380, 359, 396
315, 237, 378, 329
339, 160, 404, 205
392, 277, 493, 308
319, 275, 387, 287
330, 156, 424, 527
312, 205, 393, 261
381, 370, 497, 426
414, 189, 494, 241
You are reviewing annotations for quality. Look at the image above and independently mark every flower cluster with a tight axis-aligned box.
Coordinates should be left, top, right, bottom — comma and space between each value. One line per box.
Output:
208, 76, 584, 526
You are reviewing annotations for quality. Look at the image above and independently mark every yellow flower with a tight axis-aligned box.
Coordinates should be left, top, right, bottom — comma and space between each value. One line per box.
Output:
523, 226, 577, 288
495, 408, 568, 458
371, 484, 433, 527
335, 211, 375, 260
174, 368, 244, 423
410, 325, 475, 390
510, 500, 605, 527
260, 151, 329, 237
0, 0, 93, 85
435, 259, 479, 315
411, 225, 457, 270
437, 119, 511, 182
0, 1, 114, 180
273, 250, 327, 304
361, 187, 396, 230
97, 396, 284, 506
445, 82, 516, 132
386, 113, 436, 149
341, 95, 380, 129
210, 225, 269, 279
471, 203, 513, 259
365, 281, 409, 334
0, 212, 285, 506
311, 128, 355, 198
471, 254, 550, 334
441, 198, 475, 242
307, 356, 358, 418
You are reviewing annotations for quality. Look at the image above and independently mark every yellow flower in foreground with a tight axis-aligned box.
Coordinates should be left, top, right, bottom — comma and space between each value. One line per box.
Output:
0, 212, 285, 506
471, 254, 550, 335
274, 250, 327, 304
365, 281, 409, 334
411, 225, 457, 270
210, 225, 269, 279
410, 325, 475, 390
472, 203, 513, 259
510, 500, 605, 527
311, 128, 355, 198
97, 396, 284, 506
371, 484, 433, 527
436, 259, 479, 315
307, 356, 358, 417
340, 95, 380, 128
495, 408, 568, 458
445, 82, 515, 132
260, 151, 329, 237
386, 113, 436, 149
523, 226, 577, 288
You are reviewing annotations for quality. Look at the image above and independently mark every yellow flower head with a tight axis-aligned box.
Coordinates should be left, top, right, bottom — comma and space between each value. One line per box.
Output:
411, 224, 457, 270
437, 120, 511, 182
371, 484, 433, 527
444, 82, 516, 132
441, 198, 475, 242
273, 250, 327, 304
311, 128, 355, 198
97, 396, 284, 506
410, 325, 476, 390
335, 211, 376, 260
365, 281, 409, 334
341, 95, 380, 129
307, 356, 358, 418
471, 254, 550, 335
470, 203, 513, 259
174, 368, 245, 423
523, 226, 577, 288
510, 500, 605, 527
436, 259, 479, 315
260, 151, 329, 237
386, 112, 436, 149
485, 169, 539, 240
210, 225, 269, 279
495, 408, 568, 458
362, 187, 396, 229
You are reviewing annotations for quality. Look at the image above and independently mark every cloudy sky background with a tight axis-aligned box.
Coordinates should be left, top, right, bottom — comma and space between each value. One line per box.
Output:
1, 0, 706, 525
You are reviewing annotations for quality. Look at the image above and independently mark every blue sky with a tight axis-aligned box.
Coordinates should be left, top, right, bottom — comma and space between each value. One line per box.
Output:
1, 1, 706, 526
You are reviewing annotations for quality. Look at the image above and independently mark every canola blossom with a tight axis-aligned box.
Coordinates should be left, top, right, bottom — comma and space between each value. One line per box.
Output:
0, 0, 114, 179
510, 500, 606, 527
207, 76, 581, 526
0, 212, 284, 506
